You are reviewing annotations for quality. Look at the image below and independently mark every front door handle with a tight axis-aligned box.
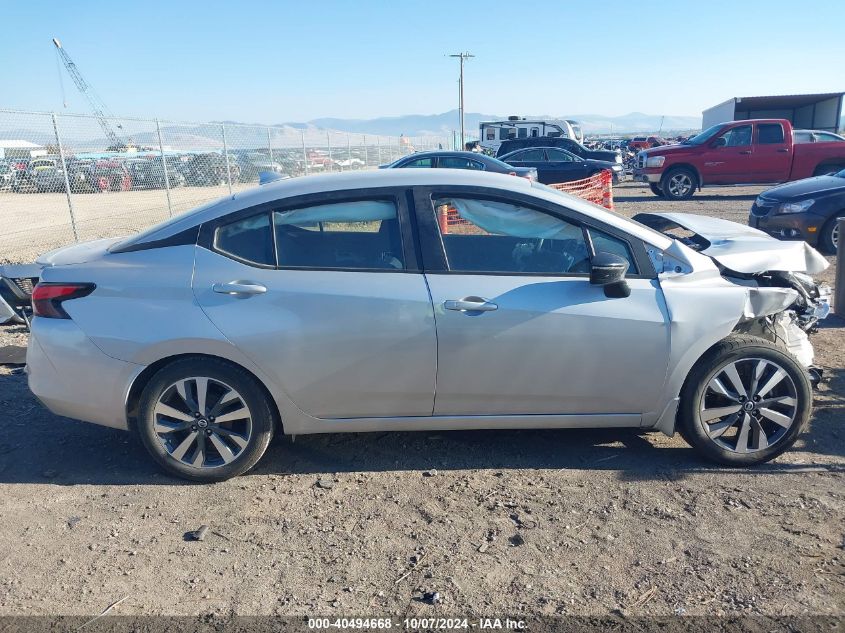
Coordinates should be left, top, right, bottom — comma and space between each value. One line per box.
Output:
212, 281, 267, 295
444, 297, 498, 312
777, 148, 790, 153
739, 150, 752, 155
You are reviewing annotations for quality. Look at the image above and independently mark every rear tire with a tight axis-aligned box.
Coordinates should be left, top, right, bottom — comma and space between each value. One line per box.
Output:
649, 183, 665, 197
679, 334, 811, 466
137, 357, 275, 482
661, 167, 697, 200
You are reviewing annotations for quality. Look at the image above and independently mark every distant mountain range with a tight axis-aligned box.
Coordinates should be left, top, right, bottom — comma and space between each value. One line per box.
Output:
295, 110, 702, 137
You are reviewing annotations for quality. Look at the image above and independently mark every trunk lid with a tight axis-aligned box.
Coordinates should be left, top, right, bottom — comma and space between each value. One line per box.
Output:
36, 237, 124, 267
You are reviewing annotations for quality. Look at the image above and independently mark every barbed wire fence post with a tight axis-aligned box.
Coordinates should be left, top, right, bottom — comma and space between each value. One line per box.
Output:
327, 132, 334, 172
155, 119, 174, 217
363, 135, 369, 168
50, 112, 79, 243
267, 127, 275, 169
301, 131, 308, 175
221, 123, 233, 194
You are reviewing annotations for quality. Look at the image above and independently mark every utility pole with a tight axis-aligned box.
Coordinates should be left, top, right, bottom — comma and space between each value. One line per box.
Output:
448, 52, 474, 149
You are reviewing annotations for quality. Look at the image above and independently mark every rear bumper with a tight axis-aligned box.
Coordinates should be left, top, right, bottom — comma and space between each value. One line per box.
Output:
26, 318, 142, 430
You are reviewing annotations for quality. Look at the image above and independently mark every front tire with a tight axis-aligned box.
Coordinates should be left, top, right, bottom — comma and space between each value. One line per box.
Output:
661, 168, 697, 200
679, 334, 811, 466
137, 357, 275, 482
819, 214, 843, 255
649, 183, 665, 197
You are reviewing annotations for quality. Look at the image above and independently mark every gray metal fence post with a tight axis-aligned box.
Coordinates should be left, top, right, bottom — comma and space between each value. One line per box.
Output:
267, 128, 275, 168
835, 218, 845, 317
377, 136, 381, 164
327, 132, 334, 172
347, 134, 352, 171
221, 123, 233, 194
156, 119, 173, 217
363, 135, 369, 168
301, 131, 308, 175
51, 113, 79, 242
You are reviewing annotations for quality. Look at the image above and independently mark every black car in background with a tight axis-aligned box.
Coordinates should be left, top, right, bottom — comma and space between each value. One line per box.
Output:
380, 151, 538, 180
499, 147, 624, 185
749, 169, 845, 254
496, 136, 621, 165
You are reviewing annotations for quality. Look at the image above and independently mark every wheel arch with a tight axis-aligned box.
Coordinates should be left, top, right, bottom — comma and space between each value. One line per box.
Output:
126, 353, 284, 435
813, 160, 845, 177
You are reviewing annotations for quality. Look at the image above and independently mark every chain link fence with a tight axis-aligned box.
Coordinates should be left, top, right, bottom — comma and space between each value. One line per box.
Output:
0, 109, 453, 264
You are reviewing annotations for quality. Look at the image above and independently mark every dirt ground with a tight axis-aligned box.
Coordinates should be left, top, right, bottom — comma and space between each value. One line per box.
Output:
0, 181, 842, 622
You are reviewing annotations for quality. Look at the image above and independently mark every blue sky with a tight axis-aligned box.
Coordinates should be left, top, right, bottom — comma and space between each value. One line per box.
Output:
2, 0, 842, 123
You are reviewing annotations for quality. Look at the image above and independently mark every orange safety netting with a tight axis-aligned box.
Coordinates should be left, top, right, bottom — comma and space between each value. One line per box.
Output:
549, 169, 614, 210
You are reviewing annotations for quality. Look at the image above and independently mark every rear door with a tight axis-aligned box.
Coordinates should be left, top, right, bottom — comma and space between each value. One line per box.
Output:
752, 122, 792, 182
698, 124, 753, 184
192, 189, 437, 419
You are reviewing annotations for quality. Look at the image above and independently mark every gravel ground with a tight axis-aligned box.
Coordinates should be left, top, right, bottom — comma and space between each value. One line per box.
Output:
0, 181, 842, 620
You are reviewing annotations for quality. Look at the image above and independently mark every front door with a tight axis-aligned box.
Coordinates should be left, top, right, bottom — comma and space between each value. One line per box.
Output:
699, 124, 753, 184
417, 190, 670, 417
193, 192, 437, 419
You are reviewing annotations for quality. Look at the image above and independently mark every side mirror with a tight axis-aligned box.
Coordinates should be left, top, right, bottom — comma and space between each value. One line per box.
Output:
711, 137, 727, 148
590, 252, 630, 298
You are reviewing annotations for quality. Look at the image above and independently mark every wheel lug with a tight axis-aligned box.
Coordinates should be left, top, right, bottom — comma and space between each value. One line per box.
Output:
206, 429, 212, 436
191, 425, 197, 431
194, 412, 201, 418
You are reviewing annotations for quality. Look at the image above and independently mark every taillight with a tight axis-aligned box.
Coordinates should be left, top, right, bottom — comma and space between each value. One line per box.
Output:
31, 283, 95, 319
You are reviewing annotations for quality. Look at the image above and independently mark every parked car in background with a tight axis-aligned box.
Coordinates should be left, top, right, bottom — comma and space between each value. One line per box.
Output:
749, 168, 845, 254
793, 130, 845, 144
181, 153, 241, 187
27, 170, 830, 481
634, 119, 845, 200
127, 157, 187, 190
380, 151, 537, 180
12, 157, 57, 192
497, 136, 622, 165
500, 147, 623, 184
0, 162, 13, 190
628, 136, 668, 151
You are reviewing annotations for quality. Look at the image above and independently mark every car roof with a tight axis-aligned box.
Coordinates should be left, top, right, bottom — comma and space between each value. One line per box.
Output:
399, 150, 489, 160
116, 169, 672, 252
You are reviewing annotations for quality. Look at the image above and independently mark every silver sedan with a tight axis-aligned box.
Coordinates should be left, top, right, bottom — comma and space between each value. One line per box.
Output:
27, 170, 831, 481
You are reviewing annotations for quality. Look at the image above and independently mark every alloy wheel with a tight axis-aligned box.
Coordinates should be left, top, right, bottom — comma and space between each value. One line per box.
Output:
153, 377, 253, 468
833, 220, 840, 250
698, 358, 798, 454
667, 173, 692, 197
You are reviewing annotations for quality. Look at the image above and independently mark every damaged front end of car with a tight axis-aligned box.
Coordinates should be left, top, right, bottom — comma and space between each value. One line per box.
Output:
635, 212, 831, 387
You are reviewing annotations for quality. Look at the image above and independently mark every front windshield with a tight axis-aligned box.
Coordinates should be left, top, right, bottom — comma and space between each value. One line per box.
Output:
682, 124, 725, 145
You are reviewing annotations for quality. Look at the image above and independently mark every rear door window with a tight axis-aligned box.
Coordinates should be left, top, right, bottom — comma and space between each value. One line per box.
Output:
757, 124, 784, 145
274, 200, 404, 270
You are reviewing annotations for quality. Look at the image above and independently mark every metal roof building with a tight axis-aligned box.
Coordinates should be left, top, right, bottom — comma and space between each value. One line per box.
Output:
702, 93, 844, 132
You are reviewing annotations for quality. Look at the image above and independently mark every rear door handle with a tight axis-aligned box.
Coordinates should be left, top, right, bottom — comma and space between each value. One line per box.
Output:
444, 297, 498, 312
212, 281, 267, 295
739, 150, 752, 155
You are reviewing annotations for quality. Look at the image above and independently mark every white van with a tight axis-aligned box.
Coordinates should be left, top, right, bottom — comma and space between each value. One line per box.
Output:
479, 117, 582, 152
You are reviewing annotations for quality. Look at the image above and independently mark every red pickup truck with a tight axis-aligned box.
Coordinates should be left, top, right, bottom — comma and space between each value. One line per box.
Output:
633, 119, 845, 200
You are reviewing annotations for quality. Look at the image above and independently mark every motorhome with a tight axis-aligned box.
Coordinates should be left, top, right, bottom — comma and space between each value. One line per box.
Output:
479, 117, 583, 152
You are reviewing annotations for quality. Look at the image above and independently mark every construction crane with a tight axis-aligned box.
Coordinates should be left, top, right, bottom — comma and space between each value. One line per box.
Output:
52, 37, 125, 149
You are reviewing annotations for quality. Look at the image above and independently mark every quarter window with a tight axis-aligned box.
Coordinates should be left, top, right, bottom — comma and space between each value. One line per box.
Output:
273, 200, 404, 270
215, 213, 275, 266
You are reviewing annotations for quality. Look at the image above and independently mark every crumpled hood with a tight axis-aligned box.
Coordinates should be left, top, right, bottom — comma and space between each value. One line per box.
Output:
633, 212, 829, 274
36, 237, 124, 267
